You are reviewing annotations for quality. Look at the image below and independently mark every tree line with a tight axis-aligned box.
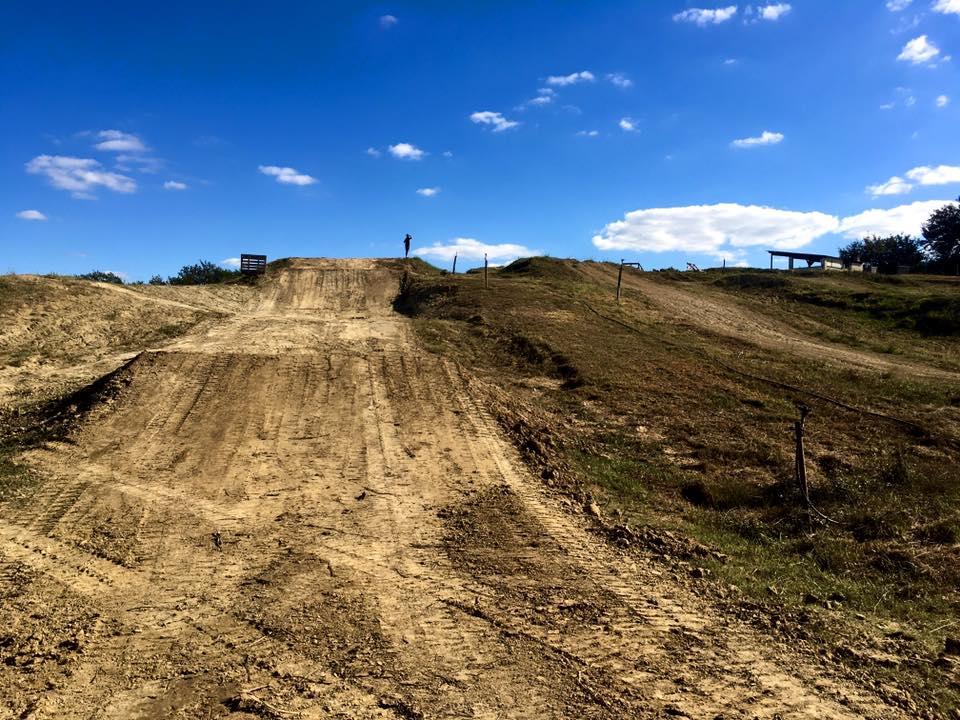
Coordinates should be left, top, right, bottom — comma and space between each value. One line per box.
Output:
78, 260, 241, 286
839, 197, 960, 274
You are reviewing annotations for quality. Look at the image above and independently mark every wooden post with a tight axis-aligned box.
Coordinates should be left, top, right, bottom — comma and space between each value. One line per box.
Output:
484, 253, 488, 289
795, 405, 810, 504
722, 258, 726, 272
452, 253, 457, 274
616, 259, 624, 304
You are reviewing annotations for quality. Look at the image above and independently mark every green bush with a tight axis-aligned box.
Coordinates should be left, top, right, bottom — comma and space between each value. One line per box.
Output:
78, 270, 124, 284
168, 260, 240, 285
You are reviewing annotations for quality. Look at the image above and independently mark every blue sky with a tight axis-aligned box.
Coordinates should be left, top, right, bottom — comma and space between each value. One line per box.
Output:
2, 1, 958, 278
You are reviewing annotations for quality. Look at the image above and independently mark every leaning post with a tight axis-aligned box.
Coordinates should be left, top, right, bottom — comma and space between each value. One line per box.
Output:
795, 405, 810, 504
484, 253, 488, 289
616, 259, 624, 304
452, 253, 457, 274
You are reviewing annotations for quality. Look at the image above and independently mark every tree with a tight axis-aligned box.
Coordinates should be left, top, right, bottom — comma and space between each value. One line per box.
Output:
838, 234, 924, 273
148, 275, 166, 285
922, 197, 960, 273
168, 260, 239, 285
78, 270, 124, 284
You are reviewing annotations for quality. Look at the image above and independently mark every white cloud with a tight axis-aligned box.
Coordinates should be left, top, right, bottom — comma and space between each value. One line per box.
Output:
523, 94, 553, 107
886, 0, 912, 9
936, 94, 950, 107
731, 130, 784, 148
897, 35, 941, 64
443, 150, 454, 158
163, 180, 187, 191
592, 204, 840, 258
905, 95, 917, 106
388, 142, 426, 160
26, 155, 137, 198
416, 187, 441, 197
606, 72, 633, 88
221, 257, 241, 268
880, 102, 896, 110
905, 164, 960, 185
379, 14, 398, 28
414, 237, 541, 263
365, 147, 381, 158
933, 0, 960, 14
619, 117, 638, 132
724, 58, 739, 65
868, 176, 913, 196
258, 165, 317, 185
838, 200, 956, 238
469, 111, 520, 132
16, 209, 47, 221
673, 6, 738, 25
115, 153, 164, 174
576, 130, 600, 137
758, 3, 791, 20
94, 130, 147, 152
545, 71, 595, 86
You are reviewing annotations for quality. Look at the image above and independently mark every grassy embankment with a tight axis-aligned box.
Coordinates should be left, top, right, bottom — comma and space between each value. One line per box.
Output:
395, 257, 960, 715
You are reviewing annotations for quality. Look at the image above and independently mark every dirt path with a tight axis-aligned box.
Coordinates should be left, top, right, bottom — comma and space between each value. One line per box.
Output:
1, 259, 904, 718
583, 264, 960, 382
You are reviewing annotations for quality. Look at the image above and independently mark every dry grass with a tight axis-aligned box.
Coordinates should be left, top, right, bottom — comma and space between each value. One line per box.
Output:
395, 257, 960, 715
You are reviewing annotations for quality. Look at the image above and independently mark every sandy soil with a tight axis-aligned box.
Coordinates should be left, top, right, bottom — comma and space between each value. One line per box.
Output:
0, 259, 906, 718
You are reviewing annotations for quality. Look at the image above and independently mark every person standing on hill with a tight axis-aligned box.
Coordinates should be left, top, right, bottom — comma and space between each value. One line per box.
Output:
404, 233, 412, 259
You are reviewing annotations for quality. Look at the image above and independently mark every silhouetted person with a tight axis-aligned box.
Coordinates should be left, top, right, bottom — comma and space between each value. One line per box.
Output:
404, 234, 412, 259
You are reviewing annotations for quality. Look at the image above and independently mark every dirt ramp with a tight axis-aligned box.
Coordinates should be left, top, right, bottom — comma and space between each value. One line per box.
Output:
255, 258, 399, 313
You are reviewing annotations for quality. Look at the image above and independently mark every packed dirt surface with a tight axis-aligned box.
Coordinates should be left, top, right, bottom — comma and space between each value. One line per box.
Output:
1, 259, 909, 718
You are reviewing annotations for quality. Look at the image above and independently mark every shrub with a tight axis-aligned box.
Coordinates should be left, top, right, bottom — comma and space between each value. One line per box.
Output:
168, 260, 239, 285
78, 270, 124, 284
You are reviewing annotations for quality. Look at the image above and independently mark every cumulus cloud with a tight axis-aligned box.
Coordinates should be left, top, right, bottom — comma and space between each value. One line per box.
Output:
576, 130, 600, 137
673, 6, 738, 25
868, 176, 913, 196
163, 180, 187, 190
379, 14, 398, 28
221, 257, 241, 268
897, 35, 941, 64
838, 200, 956, 238
619, 117, 638, 132
933, 0, 960, 14
414, 237, 541, 263
94, 129, 147, 152
26, 155, 137, 198
731, 130, 784, 148
443, 150, 454, 158
16, 209, 47, 221
936, 94, 950, 107
546, 71, 595, 86
469, 111, 520, 132
606, 73, 633, 88
388, 142, 426, 160
905, 164, 960, 185
886, 0, 912, 9
416, 187, 440, 197
592, 203, 840, 259
365, 147, 381, 158
258, 165, 317, 185
758, 3, 791, 20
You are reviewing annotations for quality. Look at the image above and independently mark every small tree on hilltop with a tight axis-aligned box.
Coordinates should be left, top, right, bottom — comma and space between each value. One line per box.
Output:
838, 234, 924, 273
922, 197, 960, 274
78, 270, 124, 284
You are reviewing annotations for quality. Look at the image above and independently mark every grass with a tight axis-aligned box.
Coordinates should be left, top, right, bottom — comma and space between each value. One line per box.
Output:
395, 257, 960, 715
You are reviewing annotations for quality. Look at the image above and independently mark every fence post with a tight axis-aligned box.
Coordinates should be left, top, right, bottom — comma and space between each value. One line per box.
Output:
616, 259, 624, 304
795, 405, 810, 504
452, 253, 457, 274
484, 253, 488, 289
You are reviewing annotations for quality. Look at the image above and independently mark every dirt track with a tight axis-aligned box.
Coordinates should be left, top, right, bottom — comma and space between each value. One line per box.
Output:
1, 259, 905, 718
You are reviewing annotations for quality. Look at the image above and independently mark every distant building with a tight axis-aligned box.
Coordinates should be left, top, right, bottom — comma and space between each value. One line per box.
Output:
768, 250, 843, 271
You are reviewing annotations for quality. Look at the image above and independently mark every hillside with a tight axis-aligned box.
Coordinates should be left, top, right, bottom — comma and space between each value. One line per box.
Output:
396, 257, 960, 716
0, 259, 956, 718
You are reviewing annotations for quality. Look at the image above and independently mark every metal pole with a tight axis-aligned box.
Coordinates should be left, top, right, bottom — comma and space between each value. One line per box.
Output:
484, 253, 488, 289
452, 253, 457, 274
616, 259, 624, 304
